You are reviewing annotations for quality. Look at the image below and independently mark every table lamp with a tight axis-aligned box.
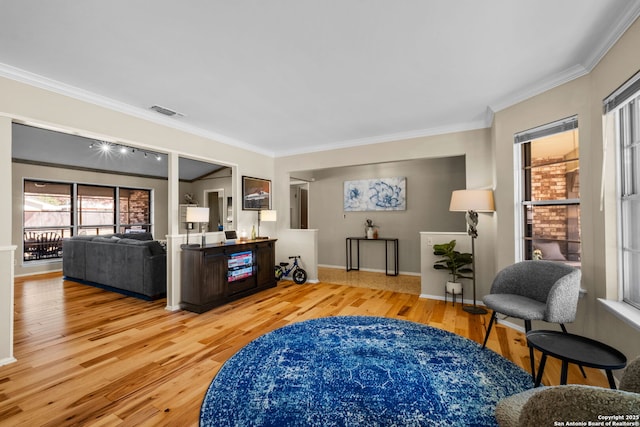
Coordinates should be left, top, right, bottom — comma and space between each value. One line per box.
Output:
186, 207, 210, 246
257, 209, 277, 239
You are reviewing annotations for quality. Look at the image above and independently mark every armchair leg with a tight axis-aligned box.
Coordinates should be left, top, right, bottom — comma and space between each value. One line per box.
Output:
482, 311, 497, 349
525, 320, 536, 381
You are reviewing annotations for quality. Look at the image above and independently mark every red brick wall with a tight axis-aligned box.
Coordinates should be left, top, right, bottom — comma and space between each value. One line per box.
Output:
119, 190, 149, 224
531, 157, 568, 240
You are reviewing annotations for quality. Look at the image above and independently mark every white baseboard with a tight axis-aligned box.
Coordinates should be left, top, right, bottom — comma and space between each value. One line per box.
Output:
14, 268, 63, 278
419, 293, 485, 307
165, 304, 181, 312
0, 356, 17, 367
279, 277, 319, 284
496, 317, 526, 333
318, 264, 420, 276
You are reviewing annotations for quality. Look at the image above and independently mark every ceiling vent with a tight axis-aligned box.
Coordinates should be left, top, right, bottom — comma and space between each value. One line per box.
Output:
149, 105, 184, 118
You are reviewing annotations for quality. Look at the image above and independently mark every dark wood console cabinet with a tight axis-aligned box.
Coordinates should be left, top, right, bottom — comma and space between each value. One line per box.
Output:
180, 239, 277, 313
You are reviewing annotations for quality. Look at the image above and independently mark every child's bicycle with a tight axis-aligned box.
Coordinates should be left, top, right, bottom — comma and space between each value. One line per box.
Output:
274, 255, 307, 284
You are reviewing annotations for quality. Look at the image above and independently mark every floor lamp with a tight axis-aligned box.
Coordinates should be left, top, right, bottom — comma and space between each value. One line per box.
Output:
449, 189, 495, 315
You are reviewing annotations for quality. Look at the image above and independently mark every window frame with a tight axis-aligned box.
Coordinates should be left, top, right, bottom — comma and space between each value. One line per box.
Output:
22, 178, 154, 264
614, 94, 640, 309
514, 116, 581, 265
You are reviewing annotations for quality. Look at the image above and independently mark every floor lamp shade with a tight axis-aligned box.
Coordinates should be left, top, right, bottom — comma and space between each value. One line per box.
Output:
449, 189, 494, 315
449, 190, 495, 213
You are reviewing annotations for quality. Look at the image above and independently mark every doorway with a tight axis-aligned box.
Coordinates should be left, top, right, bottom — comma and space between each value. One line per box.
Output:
290, 182, 309, 229
205, 189, 224, 231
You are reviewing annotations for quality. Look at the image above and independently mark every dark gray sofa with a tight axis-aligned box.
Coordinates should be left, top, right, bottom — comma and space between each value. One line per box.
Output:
62, 232, 166, 300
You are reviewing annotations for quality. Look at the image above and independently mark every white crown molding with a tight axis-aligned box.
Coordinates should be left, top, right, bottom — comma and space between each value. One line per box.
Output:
488, 64, 589, 114
0, 63, 276, 158
484, 106, 495, 128
582, 2, 640, 72
275, 120, 488, 157
488, 4, 640, 117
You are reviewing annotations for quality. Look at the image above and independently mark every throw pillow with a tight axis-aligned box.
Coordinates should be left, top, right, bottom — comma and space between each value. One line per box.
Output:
533, 241, 567, 261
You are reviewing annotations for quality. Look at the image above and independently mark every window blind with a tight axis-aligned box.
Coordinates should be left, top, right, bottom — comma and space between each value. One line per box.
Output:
603, 69, 640, 114
513, 116, 578, 145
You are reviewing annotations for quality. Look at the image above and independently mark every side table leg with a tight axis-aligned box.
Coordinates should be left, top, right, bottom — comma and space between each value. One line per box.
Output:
560, 360, 568, 385
535, 354, 547, 387
606, 370, 617, 389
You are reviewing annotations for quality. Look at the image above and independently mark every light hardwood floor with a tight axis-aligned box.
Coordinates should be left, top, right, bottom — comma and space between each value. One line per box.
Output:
0, 270, 609, 427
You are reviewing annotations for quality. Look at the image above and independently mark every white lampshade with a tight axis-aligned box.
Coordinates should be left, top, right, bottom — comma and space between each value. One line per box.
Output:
186, 207, 210, 222
449, 190, 495, 212
260, 210, 277, 222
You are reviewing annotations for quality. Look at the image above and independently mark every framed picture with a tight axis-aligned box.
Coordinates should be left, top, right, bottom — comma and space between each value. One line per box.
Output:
344, 176, 406, 211
242, 176, 272, 210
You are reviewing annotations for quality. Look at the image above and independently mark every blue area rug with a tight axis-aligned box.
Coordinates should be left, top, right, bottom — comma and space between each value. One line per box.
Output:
200, 316, 533, 426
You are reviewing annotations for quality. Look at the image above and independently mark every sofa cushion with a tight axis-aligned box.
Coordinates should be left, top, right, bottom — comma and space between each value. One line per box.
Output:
70, 235, 97, 241
93, 236, 117, 243
117, 238, 165, 256
121, 232, 153, 241
117, 238, 144, 245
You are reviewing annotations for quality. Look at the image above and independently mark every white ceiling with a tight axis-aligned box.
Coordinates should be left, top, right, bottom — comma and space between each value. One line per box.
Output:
1, 1, 639, 157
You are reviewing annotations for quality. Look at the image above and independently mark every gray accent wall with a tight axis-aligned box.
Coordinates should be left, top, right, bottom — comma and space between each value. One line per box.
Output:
307, 156, 466, 273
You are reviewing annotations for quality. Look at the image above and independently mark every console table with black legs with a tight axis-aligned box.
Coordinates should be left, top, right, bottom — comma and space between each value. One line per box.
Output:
345, 237, 399, 276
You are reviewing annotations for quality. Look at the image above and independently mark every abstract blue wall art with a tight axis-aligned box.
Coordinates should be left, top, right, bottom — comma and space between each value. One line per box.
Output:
344, 177, 406, 211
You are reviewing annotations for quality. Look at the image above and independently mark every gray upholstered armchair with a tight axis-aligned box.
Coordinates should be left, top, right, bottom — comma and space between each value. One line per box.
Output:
481, 260, 582, 378
495, 356, 640, 427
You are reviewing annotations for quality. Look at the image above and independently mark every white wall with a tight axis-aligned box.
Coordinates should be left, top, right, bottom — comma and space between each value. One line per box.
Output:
275, 229, 319, 283
0, 116, 16, 366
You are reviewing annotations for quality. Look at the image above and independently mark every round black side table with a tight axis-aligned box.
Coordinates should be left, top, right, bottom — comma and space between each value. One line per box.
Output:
526, 330, 627, 389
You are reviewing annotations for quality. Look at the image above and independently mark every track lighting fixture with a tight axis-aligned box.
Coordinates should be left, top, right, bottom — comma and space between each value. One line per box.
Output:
88, 140, 163, 162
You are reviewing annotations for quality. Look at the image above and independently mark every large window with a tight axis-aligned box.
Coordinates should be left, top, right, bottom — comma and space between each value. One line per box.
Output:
78, 184, 116, 236
515, 117, 581, 265
23, 181, 72, 261
23, 180, 152, 263
606, 71, 640, 309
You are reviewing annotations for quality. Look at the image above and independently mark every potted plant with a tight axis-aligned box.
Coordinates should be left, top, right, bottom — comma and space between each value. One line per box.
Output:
433, 240, 473, 295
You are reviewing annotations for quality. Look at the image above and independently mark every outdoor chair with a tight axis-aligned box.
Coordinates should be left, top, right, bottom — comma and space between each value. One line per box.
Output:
38, 232, 63, 259
481, 260, 581, 379
24, 231, 40, 260
495, 356, 640, 427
